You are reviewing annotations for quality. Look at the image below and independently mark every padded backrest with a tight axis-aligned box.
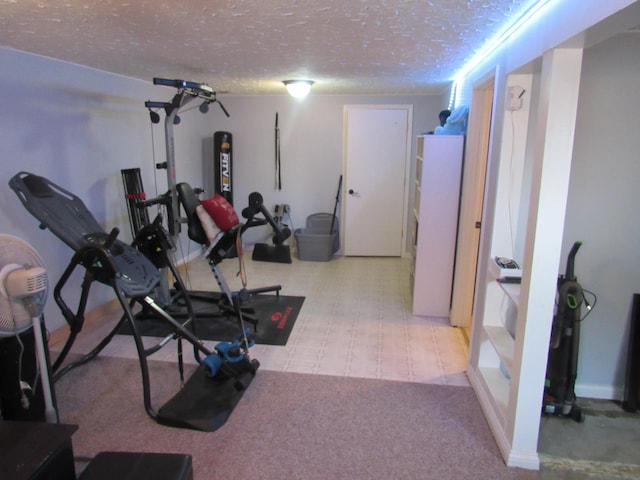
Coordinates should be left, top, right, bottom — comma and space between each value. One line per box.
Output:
175, 182, 208, 245
9, 172, 107, 252
9, 171, 160, 297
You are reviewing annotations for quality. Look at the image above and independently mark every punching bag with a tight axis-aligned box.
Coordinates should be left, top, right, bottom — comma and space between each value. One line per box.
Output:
213, 131, 233, 205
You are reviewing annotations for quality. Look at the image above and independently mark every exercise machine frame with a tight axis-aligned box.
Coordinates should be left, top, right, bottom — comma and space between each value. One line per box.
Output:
145, 77, 229, 239
9, 172, 258, 424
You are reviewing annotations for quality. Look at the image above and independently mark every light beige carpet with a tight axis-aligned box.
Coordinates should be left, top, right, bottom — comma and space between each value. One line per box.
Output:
55, 356, 537, 479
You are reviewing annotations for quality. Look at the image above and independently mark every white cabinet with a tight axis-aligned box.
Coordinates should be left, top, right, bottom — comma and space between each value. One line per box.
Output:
410, 135, 464, 317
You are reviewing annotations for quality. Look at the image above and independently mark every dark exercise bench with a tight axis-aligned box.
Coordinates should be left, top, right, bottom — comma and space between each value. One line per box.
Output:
79, 452, 193, 480
9, 171, 259, 431
1, 421, 193, 480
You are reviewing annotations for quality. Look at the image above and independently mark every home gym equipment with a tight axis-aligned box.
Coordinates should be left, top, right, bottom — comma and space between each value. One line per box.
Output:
144, 77, 240, 297
0, 234, 58, 422
9, 171, 258, 431
213, 131, 233, 205
145, 77, 229, 238
121, 167, 152, 237
249, 193, 293, 264
121, 168, 283, 329
176, 182, 284, 325
543, 241, 595, 422
120, 167, 189, 310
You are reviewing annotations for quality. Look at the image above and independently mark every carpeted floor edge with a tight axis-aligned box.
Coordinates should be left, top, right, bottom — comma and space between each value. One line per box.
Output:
54, 355, 537, 480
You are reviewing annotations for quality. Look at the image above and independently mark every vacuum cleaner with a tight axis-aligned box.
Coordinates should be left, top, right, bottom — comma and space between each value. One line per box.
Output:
542, 241, 594, 422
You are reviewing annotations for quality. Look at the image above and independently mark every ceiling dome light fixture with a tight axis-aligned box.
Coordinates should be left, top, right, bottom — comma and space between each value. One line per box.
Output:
283, 79, 314, 98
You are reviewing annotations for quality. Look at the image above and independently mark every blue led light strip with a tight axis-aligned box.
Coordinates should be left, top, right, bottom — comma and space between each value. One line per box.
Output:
450, 0, 554, 107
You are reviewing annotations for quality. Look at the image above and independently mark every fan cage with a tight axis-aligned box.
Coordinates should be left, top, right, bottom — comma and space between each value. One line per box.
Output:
0, 234, 48, 337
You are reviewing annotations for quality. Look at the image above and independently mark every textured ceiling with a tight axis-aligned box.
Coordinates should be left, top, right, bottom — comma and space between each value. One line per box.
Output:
0, 0, 537, 95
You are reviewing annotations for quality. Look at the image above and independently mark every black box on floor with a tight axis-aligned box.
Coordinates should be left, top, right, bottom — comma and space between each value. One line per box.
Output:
79, 451, 193, 480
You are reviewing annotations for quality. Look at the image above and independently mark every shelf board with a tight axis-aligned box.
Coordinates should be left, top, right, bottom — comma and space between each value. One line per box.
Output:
498, 282, 521, 307
484, 326, 514, 374
477, 366, 509, 426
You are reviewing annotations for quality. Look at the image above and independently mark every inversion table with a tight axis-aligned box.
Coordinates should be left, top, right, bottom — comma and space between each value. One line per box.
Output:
9, 171, 259, 431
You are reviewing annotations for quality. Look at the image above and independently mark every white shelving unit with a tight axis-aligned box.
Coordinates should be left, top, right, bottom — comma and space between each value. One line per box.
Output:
469, 255, 546, 468
473, 261, 520, 421
410, 134, 464, 317
467, 51, 584, 470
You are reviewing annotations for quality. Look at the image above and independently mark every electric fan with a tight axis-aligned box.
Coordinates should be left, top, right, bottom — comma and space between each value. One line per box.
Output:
0, 233, 57, 422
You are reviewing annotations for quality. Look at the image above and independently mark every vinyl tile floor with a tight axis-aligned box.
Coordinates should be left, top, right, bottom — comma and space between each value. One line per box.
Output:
52, 253, 469, 386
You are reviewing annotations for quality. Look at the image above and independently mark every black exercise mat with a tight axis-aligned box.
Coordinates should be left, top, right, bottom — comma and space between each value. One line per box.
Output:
120, 294, 304, 346
156, 361, 258, 432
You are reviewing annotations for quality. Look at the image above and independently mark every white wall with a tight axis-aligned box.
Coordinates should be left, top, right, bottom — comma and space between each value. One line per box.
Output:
0, 47, 441, 331
188, 94, 442, 247
461, 0, 640, 400
491, 73, 534, 262
459, 2, 640, 465
563, 31, 640, 398
0, 48, 160, 332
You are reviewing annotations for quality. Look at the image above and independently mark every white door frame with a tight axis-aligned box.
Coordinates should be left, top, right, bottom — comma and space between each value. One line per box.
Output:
341, 104, 413, 257
450, 72, 497, 328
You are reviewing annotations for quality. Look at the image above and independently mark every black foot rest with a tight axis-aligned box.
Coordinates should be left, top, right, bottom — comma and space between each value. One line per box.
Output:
79, 452, 193, 480
157, 360, 259, 432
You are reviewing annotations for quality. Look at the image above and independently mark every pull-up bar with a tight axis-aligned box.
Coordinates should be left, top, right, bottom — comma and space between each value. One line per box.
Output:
144, 77, 230, 238
153, 77, 214, 93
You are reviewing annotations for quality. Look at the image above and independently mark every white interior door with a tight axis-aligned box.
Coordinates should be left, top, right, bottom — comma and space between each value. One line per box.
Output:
343, 105, 410, 256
